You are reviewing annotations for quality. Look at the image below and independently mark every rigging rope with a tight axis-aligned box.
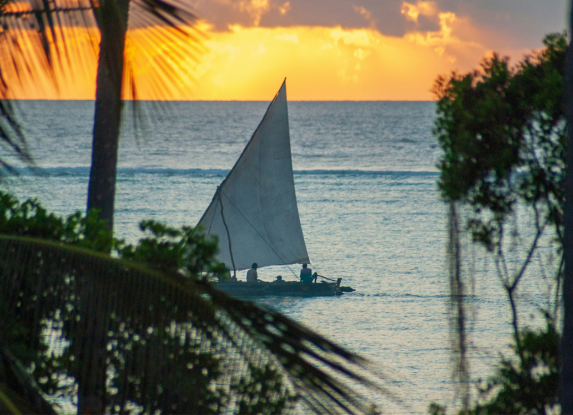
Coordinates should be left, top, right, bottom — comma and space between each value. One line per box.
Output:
217, 188, 237, 279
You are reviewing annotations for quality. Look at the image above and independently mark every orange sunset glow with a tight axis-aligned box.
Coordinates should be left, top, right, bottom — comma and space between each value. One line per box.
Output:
3, 0, 564, 101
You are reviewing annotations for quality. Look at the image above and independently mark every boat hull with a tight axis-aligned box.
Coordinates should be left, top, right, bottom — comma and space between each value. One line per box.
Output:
215, 281, 342, 297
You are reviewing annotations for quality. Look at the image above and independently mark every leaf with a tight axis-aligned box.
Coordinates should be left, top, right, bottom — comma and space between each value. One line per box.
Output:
0, 235, 387, 414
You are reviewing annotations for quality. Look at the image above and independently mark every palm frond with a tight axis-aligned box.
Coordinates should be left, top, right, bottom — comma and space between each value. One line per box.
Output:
0, 0, 204, 133
0, 0, 205, 101
126, 0, 204, 93
0, 0, 98, 175
0, 0, 97, 90
0, 98, 32, 174
0, 344, 57, 415
0, 235, 385, 414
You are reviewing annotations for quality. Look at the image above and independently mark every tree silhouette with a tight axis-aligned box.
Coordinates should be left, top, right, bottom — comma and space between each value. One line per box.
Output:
434, 33, 566, 412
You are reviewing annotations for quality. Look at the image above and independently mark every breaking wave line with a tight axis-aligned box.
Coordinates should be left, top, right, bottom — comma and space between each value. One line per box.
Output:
8, 166, 439, 177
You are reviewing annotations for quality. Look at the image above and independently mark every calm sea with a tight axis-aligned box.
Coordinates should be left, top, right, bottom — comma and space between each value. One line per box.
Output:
1, 100, 558, 414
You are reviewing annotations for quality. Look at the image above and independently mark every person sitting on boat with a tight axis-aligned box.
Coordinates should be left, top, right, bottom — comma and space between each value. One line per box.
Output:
300, 263, 313, 284
247, 263, 259, 283
273, 275, 285, 284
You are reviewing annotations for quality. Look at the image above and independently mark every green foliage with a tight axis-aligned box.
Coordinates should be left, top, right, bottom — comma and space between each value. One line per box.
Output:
0, 192, 378, 414
0, 192, 116, 253
119, 220, 225, 277
0, 193, 259, 412
0, 191, 116, 397
470, 318, 559, 415
429, 402, 447, 415
433, 32, 566, 414
429, 318, 559, 415
434, 32, 566, 250
0, 235, 252, 414
0, 191, 225, 277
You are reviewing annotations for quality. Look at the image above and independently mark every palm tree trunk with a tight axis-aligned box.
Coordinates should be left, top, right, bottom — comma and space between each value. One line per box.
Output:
86, 0, 130, 232
80, 1, 130, 412
561, 4, 573, 412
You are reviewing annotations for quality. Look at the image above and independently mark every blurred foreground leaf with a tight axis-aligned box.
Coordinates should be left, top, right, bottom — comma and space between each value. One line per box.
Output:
0, 235, 385, 414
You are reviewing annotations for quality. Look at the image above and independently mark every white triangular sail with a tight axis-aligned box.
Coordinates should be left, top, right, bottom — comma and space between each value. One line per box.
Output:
197, 80, 310, 271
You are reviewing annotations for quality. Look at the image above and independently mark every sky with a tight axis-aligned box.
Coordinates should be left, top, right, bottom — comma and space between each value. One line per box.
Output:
7, 0, 568, 100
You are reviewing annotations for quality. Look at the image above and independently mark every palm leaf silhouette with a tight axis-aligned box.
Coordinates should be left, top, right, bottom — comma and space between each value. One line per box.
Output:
0, 0, 202, 185
0, 0, 201, 99
0, 235, 384, 414
0, 344, 57, 414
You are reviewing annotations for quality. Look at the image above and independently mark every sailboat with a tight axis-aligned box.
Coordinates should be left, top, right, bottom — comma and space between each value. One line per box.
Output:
197, 80, 349, 297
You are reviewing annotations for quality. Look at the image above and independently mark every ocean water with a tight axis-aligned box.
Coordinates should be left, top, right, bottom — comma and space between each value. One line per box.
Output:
1, 100, 559, 414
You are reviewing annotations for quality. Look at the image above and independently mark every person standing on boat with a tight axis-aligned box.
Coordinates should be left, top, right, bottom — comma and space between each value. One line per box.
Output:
247, 263, 259, 283
300, 263, 313, 284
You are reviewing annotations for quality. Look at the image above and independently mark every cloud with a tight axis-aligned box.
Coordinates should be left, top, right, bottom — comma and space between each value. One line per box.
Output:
158, 22, 495, 101
239, 0, 270, 26
279, 1, 291, 15
275, 32, 299, 43
191, 0, 410, 36
179, 26, 448, 100
353, 5, 375, 28
396, 1, 488, 65
191, 0, 565, 50
6, 0, 565, 100
329, 28, 372, 47
433, 0, 566, 49
401, 0, 438, 22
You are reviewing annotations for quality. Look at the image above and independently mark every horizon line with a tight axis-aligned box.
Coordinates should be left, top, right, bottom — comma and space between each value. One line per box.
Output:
8, 98, 437, 103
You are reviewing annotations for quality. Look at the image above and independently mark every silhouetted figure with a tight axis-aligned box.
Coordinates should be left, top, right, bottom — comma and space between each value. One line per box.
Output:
300, 263, 313, 284
247, 263, 259, 283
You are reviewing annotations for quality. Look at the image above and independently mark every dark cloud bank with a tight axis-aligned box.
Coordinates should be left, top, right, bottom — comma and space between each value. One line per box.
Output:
191, 0, 565, 48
